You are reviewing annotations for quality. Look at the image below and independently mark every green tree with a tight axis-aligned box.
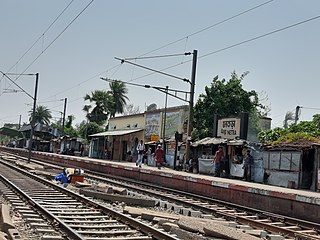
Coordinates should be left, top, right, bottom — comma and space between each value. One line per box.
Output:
193, 71, 266, 140
312, 114, 320, 128
83, 90, 112, 125
63, 115, 79, 137
258, 114, 320, 144
65, 115, 74, 128
108, 80, 129, 117
78, 120, 103, 139
64, 127, 79, 137
29, 105, 52, 125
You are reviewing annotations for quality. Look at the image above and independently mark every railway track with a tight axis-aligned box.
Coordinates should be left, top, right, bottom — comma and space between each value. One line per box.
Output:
1, 150, 320, 239
0, 158, 179, 240
84, 171, 320, 240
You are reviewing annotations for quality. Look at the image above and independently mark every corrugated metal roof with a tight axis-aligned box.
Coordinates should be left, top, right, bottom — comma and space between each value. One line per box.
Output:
227, 139, 247, 146
192, 137, 228, 147
89, 128, 143, 137
0, 127, 22, 137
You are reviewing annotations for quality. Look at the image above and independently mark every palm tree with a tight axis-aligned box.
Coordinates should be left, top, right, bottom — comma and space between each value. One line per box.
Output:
29, 105, 52, 125
108, 80, 129, 117
83, 90, 112, 125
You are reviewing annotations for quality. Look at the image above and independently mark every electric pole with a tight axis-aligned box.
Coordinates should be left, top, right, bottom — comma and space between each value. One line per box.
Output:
185, 50, 197, 167
162, 86, 169, 161
18, 115, 21, 129
28, 73, 39, 163
62, 98, 67, 135
295, 106, 300, 125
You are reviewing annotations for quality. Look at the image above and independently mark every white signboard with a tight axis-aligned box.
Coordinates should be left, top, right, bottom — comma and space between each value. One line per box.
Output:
217, 118, 240, 139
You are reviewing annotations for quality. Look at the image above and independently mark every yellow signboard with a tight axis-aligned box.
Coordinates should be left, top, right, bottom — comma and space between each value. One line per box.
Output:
151, 135, 159, 141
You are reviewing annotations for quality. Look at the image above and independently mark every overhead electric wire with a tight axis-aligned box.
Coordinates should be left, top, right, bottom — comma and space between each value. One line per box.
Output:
0, 71, 34, 99
41, 63, 121, 101
199, 15, 320, 60
124, 52, 191, 61
116, 57, 190, 83
138, 0, 274, 58
300, 106, 320, 111
15, 0, 95, 81
17, 0, 273, 109
117, 0, 275, 83
0, 1, 95, 120
127, 14, 320, 83
25, 98, 65, 106
5, 0, 74, 75
25, 9, 320, 110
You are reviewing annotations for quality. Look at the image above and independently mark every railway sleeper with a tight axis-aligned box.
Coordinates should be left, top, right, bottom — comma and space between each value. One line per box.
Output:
57, 215, 111, 219
280, 225, 301, 230
255, 219, 272, 223
68, 224, 128, 229
41, 235, 65, 240
21, 213, 41, 219
295, 229, 318, 235
49, 211, 102, 215
268, 222, 286, 227
36, 228, 56, 234
63, 219, 118, 224
25, 218, 45, 223
85, 236, 153, 240
45, 208, 96, 212
78, 229, 137, 236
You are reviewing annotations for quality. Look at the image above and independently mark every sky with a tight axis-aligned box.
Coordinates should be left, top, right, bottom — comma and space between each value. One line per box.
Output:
1, 0, 320, 129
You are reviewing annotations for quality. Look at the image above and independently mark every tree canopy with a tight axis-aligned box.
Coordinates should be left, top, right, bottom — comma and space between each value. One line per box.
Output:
83, 90, 112, 125
82, 81, 129, 126
108, 80, 129, 117
258, 114, 320, 144
78, 120, 104, 139
29, 105, 52, 125
193, 71, 267, 140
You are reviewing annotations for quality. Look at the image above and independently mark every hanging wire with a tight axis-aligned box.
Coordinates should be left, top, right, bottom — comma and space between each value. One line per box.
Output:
181, 37, 189, 64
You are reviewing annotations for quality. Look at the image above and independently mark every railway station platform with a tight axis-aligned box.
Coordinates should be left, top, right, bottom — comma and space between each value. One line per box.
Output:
1, 147, 319, 223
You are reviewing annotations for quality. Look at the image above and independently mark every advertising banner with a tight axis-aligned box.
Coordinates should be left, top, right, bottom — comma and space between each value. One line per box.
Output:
145, 113, 160, 137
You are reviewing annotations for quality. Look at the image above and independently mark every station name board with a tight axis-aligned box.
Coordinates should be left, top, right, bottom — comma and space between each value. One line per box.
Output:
217, 118, 240, 139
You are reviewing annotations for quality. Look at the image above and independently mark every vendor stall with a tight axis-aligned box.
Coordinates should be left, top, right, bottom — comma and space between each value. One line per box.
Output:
192, 137, 227, 175
227, 141, 246, 178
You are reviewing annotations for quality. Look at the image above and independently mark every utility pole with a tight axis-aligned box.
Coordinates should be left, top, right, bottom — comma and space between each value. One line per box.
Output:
62, 98, 67, 135
0, 71, 39, 163
18, 115, 21, 129
295, 106, 300, 125
28, 73, 39, 163
162, 86, 169, 162
185, 49, 197, 167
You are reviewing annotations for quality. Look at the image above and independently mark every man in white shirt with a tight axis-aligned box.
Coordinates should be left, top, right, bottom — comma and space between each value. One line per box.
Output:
136, 140, 145, 167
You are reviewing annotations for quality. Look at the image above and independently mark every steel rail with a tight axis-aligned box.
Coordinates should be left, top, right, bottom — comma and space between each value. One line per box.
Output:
1, 149, 319, 239
0, 174, 85, 240
0, 158, 180, 240
82, 171, 320, 239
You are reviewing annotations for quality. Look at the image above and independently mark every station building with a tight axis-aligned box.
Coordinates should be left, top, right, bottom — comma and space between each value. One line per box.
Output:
88, 105, 189, 166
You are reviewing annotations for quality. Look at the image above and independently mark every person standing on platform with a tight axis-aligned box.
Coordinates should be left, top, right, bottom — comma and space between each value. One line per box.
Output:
154, 144, 165, 169
213, 146, 224, 177
243, 149, 253, 181
136, 140, 145, 167
80, 144, 84, 157
146, 146, 152, 166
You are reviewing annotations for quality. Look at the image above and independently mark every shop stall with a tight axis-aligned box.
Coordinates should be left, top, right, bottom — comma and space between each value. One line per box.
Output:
192, 137, 227, 175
